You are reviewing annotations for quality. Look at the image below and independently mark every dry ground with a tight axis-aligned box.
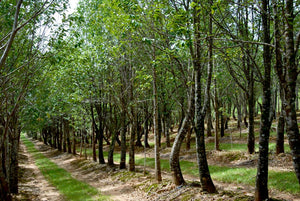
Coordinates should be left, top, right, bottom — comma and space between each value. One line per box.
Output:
14, 137, 300, 201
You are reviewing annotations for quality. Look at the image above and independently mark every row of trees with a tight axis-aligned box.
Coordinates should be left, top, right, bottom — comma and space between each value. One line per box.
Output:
0, 0, 299, 201
0, 1, 67, 200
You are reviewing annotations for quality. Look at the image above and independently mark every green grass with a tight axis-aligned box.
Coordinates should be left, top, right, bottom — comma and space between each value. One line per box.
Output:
42, 138, 298, 195
135, 156, 300, 195
202, 142, 291, 153
77, 143, 297, 194
21, 134, 109, 201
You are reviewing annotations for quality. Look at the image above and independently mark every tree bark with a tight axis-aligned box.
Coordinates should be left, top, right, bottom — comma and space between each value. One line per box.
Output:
276, 111, 285, 154
120, 109, 127, 169
283, 0, 300, 185
193, 0, 216, 192
129, 116, 136, 171
8, 124, 20, 194
153, 51, 162, 182
248, 69, 255, 154
92, 122, 97, 162
170, 86, 194, 185
108, 130, 117, 167
214, 78, 220, 151
207, 98, 213, 137
274, 0, 300, 184
255, 1, 272, 199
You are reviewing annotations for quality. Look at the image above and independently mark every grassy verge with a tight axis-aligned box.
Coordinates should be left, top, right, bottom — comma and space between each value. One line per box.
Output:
135, 157, 299, 195
79, 147, 299, 194
205, 142, 291, 152
21, 134, 109, 201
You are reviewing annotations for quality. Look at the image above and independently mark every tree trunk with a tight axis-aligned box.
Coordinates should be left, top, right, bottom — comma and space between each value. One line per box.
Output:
129, 117, 136, 171
193, 0, 216, 192
165, 111, 171, 148
135, 121, 143, 147
63, 117, 67, 152
8, 125, 20, 194
108, 131, 117, 167
120, 109, 127, 169
220, 111, 225, 138
274, 0, 300, 184
92, 122, 97, 162
255, 1, 272, 199
143, 107, 150, 148
153, 51, 162, 182
170, 115, 190, 185
158, 110, 162, 148
94, 103, 105, 164
214, 78, 220, 151
72, 123, 76, 155
207, 98, 213, 137
282, 0, 300, 185
170, 86, 194, 185
276, 111, 285, 154
248, 70, 255, 154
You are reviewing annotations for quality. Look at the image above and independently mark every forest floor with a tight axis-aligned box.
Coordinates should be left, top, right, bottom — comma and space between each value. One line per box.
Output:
15, 128, 300, 201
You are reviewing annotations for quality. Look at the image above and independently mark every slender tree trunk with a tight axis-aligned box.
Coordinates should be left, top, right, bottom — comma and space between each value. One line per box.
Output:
282, 0, 300, 184
274, 0, 300, 184
193, 0, 216, 192
170, 115, 190, 185
195, 68, 216, 193
170, 86, 194, 185
153, 51, 162, 182
255, 1, 272, 199
165, 111, 171, 148
158, 111, 162, 148
7, 113, 20, 194
207, 98, 213, 137
63, 117, 66, 152
220, 110, 225, 138
0, 115, 11, 200
129, 117, 136, 171
8, 127, 20, 194
72, 121, 76, 155
92, 122, 96, 162
58, 120, 62, 151
248, 70, 255, 154
214, 78, 220, 151
276, 109, 285, 154
108, 130, 117, 167
135, 121, 143, 147
120, 109, 127, 169
232, 105, 236, 120
144, 107, 150, 148
98, 126, 105, 164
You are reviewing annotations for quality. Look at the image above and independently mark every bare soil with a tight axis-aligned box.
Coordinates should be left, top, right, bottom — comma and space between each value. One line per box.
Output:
13, 142, 65, 201
15, 137, 300, 201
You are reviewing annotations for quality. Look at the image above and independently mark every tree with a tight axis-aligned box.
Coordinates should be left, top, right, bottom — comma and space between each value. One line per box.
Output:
273, 0, 300, 184
193, 0, 217, 193
255, 0, 273, 199
0, 0, 67, 198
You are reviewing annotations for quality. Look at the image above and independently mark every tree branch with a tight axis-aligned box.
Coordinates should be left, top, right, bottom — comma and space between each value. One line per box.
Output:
0, 0, 23, 69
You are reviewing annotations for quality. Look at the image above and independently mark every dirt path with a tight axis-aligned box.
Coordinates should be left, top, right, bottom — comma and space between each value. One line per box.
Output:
13, 142, 65, 201
32, 140, 147, 201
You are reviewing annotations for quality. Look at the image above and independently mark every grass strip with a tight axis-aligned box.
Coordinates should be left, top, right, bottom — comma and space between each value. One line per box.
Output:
135, 157, 299, 195
21, 134, 109, 201
78, 147, 299, 194
204, 142, 291, 152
